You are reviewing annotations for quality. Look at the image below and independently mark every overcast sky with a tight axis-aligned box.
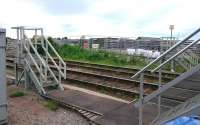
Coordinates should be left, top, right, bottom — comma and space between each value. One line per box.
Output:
0, 0, 200, 38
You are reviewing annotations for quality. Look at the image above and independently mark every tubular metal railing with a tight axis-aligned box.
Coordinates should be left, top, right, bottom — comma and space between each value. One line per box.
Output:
42, 37, 66, 78
131, 27, 200, 125
25, 34, 64, 93
12, 26, 66, 94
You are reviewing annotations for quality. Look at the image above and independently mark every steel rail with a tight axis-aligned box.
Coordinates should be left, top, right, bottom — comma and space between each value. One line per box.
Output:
131, 28, 200, 78
152, 38, 200, 72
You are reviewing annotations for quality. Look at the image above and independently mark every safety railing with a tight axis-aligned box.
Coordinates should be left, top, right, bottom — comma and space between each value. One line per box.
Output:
131, 27, 200, 125
42, 36, 66, 78
12, 26, 65, 94
22, 35, 47, 94
24, 34, 64, 93
25, 59, 46, 94
32, 35, 66, 91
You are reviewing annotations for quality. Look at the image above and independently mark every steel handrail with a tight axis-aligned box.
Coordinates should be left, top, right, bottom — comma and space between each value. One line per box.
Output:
151, 38, 200, 72
44, 37, 65, 64
131, 28, 200, 78
24, 35, 46, 67
25, 59, 46, 94
26, 35, 64, 90
42, 46, 65, 77
45, 63, 64, 90
182, 53, 196, 66
44, 37, 66, 78
23, 37, 46, 79
23, 44, 46, 79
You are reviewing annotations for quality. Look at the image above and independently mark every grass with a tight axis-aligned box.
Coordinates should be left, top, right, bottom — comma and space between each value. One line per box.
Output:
44, 100, 59, 111
48, 37, 185, 72
56, 44, 148, 69
10, 91, 26, 98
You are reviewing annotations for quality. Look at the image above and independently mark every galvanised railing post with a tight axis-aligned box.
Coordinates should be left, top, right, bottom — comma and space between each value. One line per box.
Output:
34, 29, 37, 48
139, 72, 144, 125
171, 60, 175, 72
45, 38, 48, 81
15, 28, 20, 84
41, 29, 44, 47
132, 28, 200, 79
41, 31, 48, 81
158, 67, 162, 117
59, 60, 61, 87
40, 29, 47, 82
0, 28, 7, 124
12, 26, 66, 94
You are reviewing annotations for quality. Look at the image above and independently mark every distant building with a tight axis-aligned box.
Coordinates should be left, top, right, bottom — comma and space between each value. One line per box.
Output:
84, 37, 136, 50
135, 37, 163, 51
54, 36, 200, 54
119, 38, 136, 50
54, 38, 80, 46
160, 37, 179, 52
102, 38, 120, 49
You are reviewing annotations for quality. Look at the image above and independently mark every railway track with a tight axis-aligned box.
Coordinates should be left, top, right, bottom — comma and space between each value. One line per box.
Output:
65, 60, 179, 79
42, 94, 102, 125
6, 61, 154, 100
6, 57, 186, 103
6, 56, 178, 83
6, 57, 194, 124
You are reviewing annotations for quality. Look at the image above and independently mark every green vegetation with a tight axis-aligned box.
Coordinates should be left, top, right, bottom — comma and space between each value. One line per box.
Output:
10, 91, 26, 98
44, 100, 59, 111
56, 44, 148, 68
48, 37, 185, 72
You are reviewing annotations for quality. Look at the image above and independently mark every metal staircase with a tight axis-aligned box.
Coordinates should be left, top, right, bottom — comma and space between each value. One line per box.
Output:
173, 48, 200, 71
12, 26, 66, 95
132, 28, 200, 125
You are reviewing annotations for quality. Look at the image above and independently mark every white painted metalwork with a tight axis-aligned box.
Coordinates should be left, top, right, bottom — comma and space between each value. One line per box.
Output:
131, 27, 200, 125
151, 38, 200, 72
12, 26, 66, 94
131, 28, 200, 78
0, 28, 7, 125
153, 92, 200, 125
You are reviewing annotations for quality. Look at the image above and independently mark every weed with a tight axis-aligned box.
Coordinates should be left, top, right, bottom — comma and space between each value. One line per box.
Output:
10, 91, 26, 98
44, 100, 59, 111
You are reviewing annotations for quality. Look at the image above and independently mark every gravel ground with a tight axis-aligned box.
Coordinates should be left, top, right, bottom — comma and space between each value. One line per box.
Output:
7, 85, 90, 125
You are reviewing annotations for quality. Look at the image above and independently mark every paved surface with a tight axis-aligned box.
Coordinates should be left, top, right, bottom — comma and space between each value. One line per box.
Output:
48, 89, 126, 114
47, 89, 167, 125
95, 102, 165, 125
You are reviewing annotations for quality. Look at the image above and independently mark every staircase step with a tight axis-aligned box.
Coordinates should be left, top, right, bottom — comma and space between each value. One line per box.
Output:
161, 87, 199, 102
43, 83, 59, 91
9, 28, 65, 95
43, 83, 58, 88
151, 97, 182, 108
153, 93, 200, 125
174, 80, 200, 91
